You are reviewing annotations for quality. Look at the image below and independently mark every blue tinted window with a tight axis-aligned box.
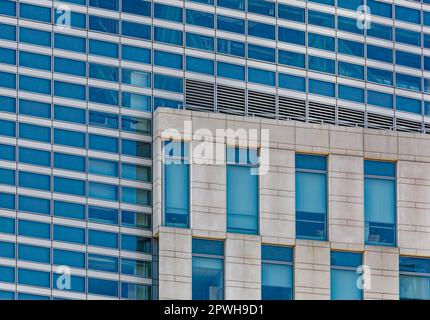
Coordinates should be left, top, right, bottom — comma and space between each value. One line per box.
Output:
0, 23, 16, 41
248, 0, 274, 16
54, 128, 86, 148
18, 220, 50, 239
89, 230, 118, 248
396, 51, 421, 69
122, 44, 151, 64
54, 224, 85, 244
0, 71, 16, 89
122, 69, 151, 88
395, 5, 420, 24
0, 168, 14, 186
0, 143, 15, 161
308, 33, 335, 51
186, 56, 214, 75
248, 21, 275, 40
18, 268, 50, 288
367, 67, 393, 86
248, 67, 276, 86
0, 217, 15, 234
89, 39, 118, 58
89, 87, 119, 105
89, 111, 118, 130
19, 171, 50, 191
278, 4, 304, 22
19, 27, 51, 47
121, 234, 151, 253
154, 27, 182, 45
19, 99, 51, 118
248, 44, 275, 63
186, 33, 214, 51
54, 81, 86, 100
331, 251, 362, 300
154, 74, 183, 93
0, 119, 15, 137
0, 0, 16, 16
54, 177, 85, 196
20, 3, 51, 23
88, 254, 118, 273
54, 57, 86, 76
19, 123, 50, 142
338, 85, 364, 103
338, 61, 364, 80
217, 38, 245, 57
54, 153, 85, 172
192, 239, 224, 300
89, 158, 118, 177
89, 0, 118, 10
368, 23, 392, 41
367, 0, 392, 18
89, 206, 118, 225
89, 63, 118, 82
122, 21, 151, 40
19, 75, 51, 95
54, 201, 85, 220
154, 3, 182, 22
0, 193, 15, 210
217, 15, 245, 34
54, 105, 86, 124
396, 73, 421, 92
122, 140, 151, 158
308, 56, 335, 74
154, 51, 183, 69
122, 187, 151, 206
217, 0, 244, 11
278, 50, 305, 68
19, 51, 51, 71
338, 16, 363, 35
19, 244, 50, 263
53, 248, 85, 268
0, 47, 16, 65
338, 39, 364, 57
364, 161, 396, 246
122, 0, 151, 16
0, 95, 15, 113
89, 134, 118, 153
217, 62, 245, 81
186, 9, 214, 28
0, 241, 15, 259
308, 10, 334, 28
122, 92, 151, 112
396, 96, 422, 114
279, 73, 306, 92
396, 28, 421, 47
368, 90, 393, 109
89, 182, 118, 201
309, 79, 335, 97
89, 15, 118, 34
88, 278, 118, 297
55, 33, 86, 53
19, 147, 50, 167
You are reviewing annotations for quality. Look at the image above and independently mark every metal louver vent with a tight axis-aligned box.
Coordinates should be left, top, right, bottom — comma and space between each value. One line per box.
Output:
185, 79, 215, 112
247, 90, 276, 119
338, 107, 365, 127
396, 118, 422, 133
278, 96, 306, 121
217, 85, 246, 116
308, 102, 336, 124
425, 123, 430, 134
367, 113, 394, 130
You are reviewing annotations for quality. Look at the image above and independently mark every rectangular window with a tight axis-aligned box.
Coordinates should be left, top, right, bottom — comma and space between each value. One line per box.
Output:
262, 245, 293, 300
400, 257, 430, 300
331, 251, 363, 300
164, 141, 190, 228
364, 160, 396, 246
295, 154, 327, 241
226, 147, 259, 235
192, 239, 224, 300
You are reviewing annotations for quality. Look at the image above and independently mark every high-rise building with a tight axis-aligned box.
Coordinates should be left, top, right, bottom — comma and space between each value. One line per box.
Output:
1, 0, 430, 300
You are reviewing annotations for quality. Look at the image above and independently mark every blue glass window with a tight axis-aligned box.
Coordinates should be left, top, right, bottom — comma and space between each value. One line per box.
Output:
278, 4, 304, 22
89, 111, 118, 130
367, 44, 393, 63
54, 105, 86, 124
217, 0, 244, 11
0, 47, 16, 65
248, 44, 275, 63
122, 140, 151, 158
367, 67, 393, 86
331, 251, 363, 300
19, 99, 51, 119
186, 33, 214, 52
154, 3, 182, 22
54, 177, 86, 196
262, 245, 293, 300
53, 249, 85, 268
122, 69, 151, 88
186, 10, 214, 28
0, 0, 16, 16
248, 0, 274, 16
308, 10, 334, 28
54, 81, 86, 100
122, 44, 151, 64
278, 27, 305, 45
122, 21, 151, 40
19, 75, 51, 95
89, 39, 118, 58
364, 160, 396, 246
0, 266, 14, 283
367, 0, 392, 18
338, 61, 364, 80
20, 3, 51, 23
19, 51, 51, 71
338, 85, 364, 103
278, 50, 305, 68
192, 239, 224, 300
154, 27, 182, 46
0, 216, 15, 234
0, 119, 15, 137
396, 73, 421, 92
400, 257, 430, 300
217, 15, 245, 34
154, 74, 183, 93
19, 27, 51, 47
279, 73, 306, 92
19, 123, 50, 142
368, 23, 392, 41
164, 141, 189, 228
54, 201, 85, 220
88, 278, 118, 297
154, 50, 183, 70
55, 34, 86, 53
89, 87, 118, 106
296, 154, 327, 240
89, 182, 118, 201
309, 79, 335, 97
55, 57, 86, 76
122, 0, 151, 16
396, 96, 421, 115
89, 0, 118, 10
18, 195, 50, 215
18, 147, 50, 167
248, 67, 275, 86
121, 259, 151, 278
337, 16, 363, 35
121, 235, 151, 253
0, 168, 14, 186
217, 38, 245, 57
88, 254, 119, 273
308, 56, 335, 74
367, 90, 393, 109
18, 244, 50, 263
89, 206, 118, 225
396, 51, 421, 69
217, 62, 245, 81
395, 5, 420, 24
89, 230, 118, 249
122, 211, 151, 229
0, 95, 15, 113
226, 147, 259, 235
0, 71, 16, 89
0, 23, 16, 41
122, 187, 151, 206
0, 143, 15, 161
248, 21, 275, 40
122, 92, 151, 112
308, 33, 335, 51
54, 128, 86, 148
0, 241, 15, 259
19, 171, 50, 191
396, 28, 421, 47
338, 39, 364, 57
18, 220, 50, 239
18, 269, 50, 288
186, 56, 214, 75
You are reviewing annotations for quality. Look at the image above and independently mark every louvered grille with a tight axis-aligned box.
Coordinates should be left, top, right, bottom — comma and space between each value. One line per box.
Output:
396, 118, 422, 133
367, 113, 394, 130
308, 102, 336, 124
338, 107, 365, 127
278, 96, 306, 121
